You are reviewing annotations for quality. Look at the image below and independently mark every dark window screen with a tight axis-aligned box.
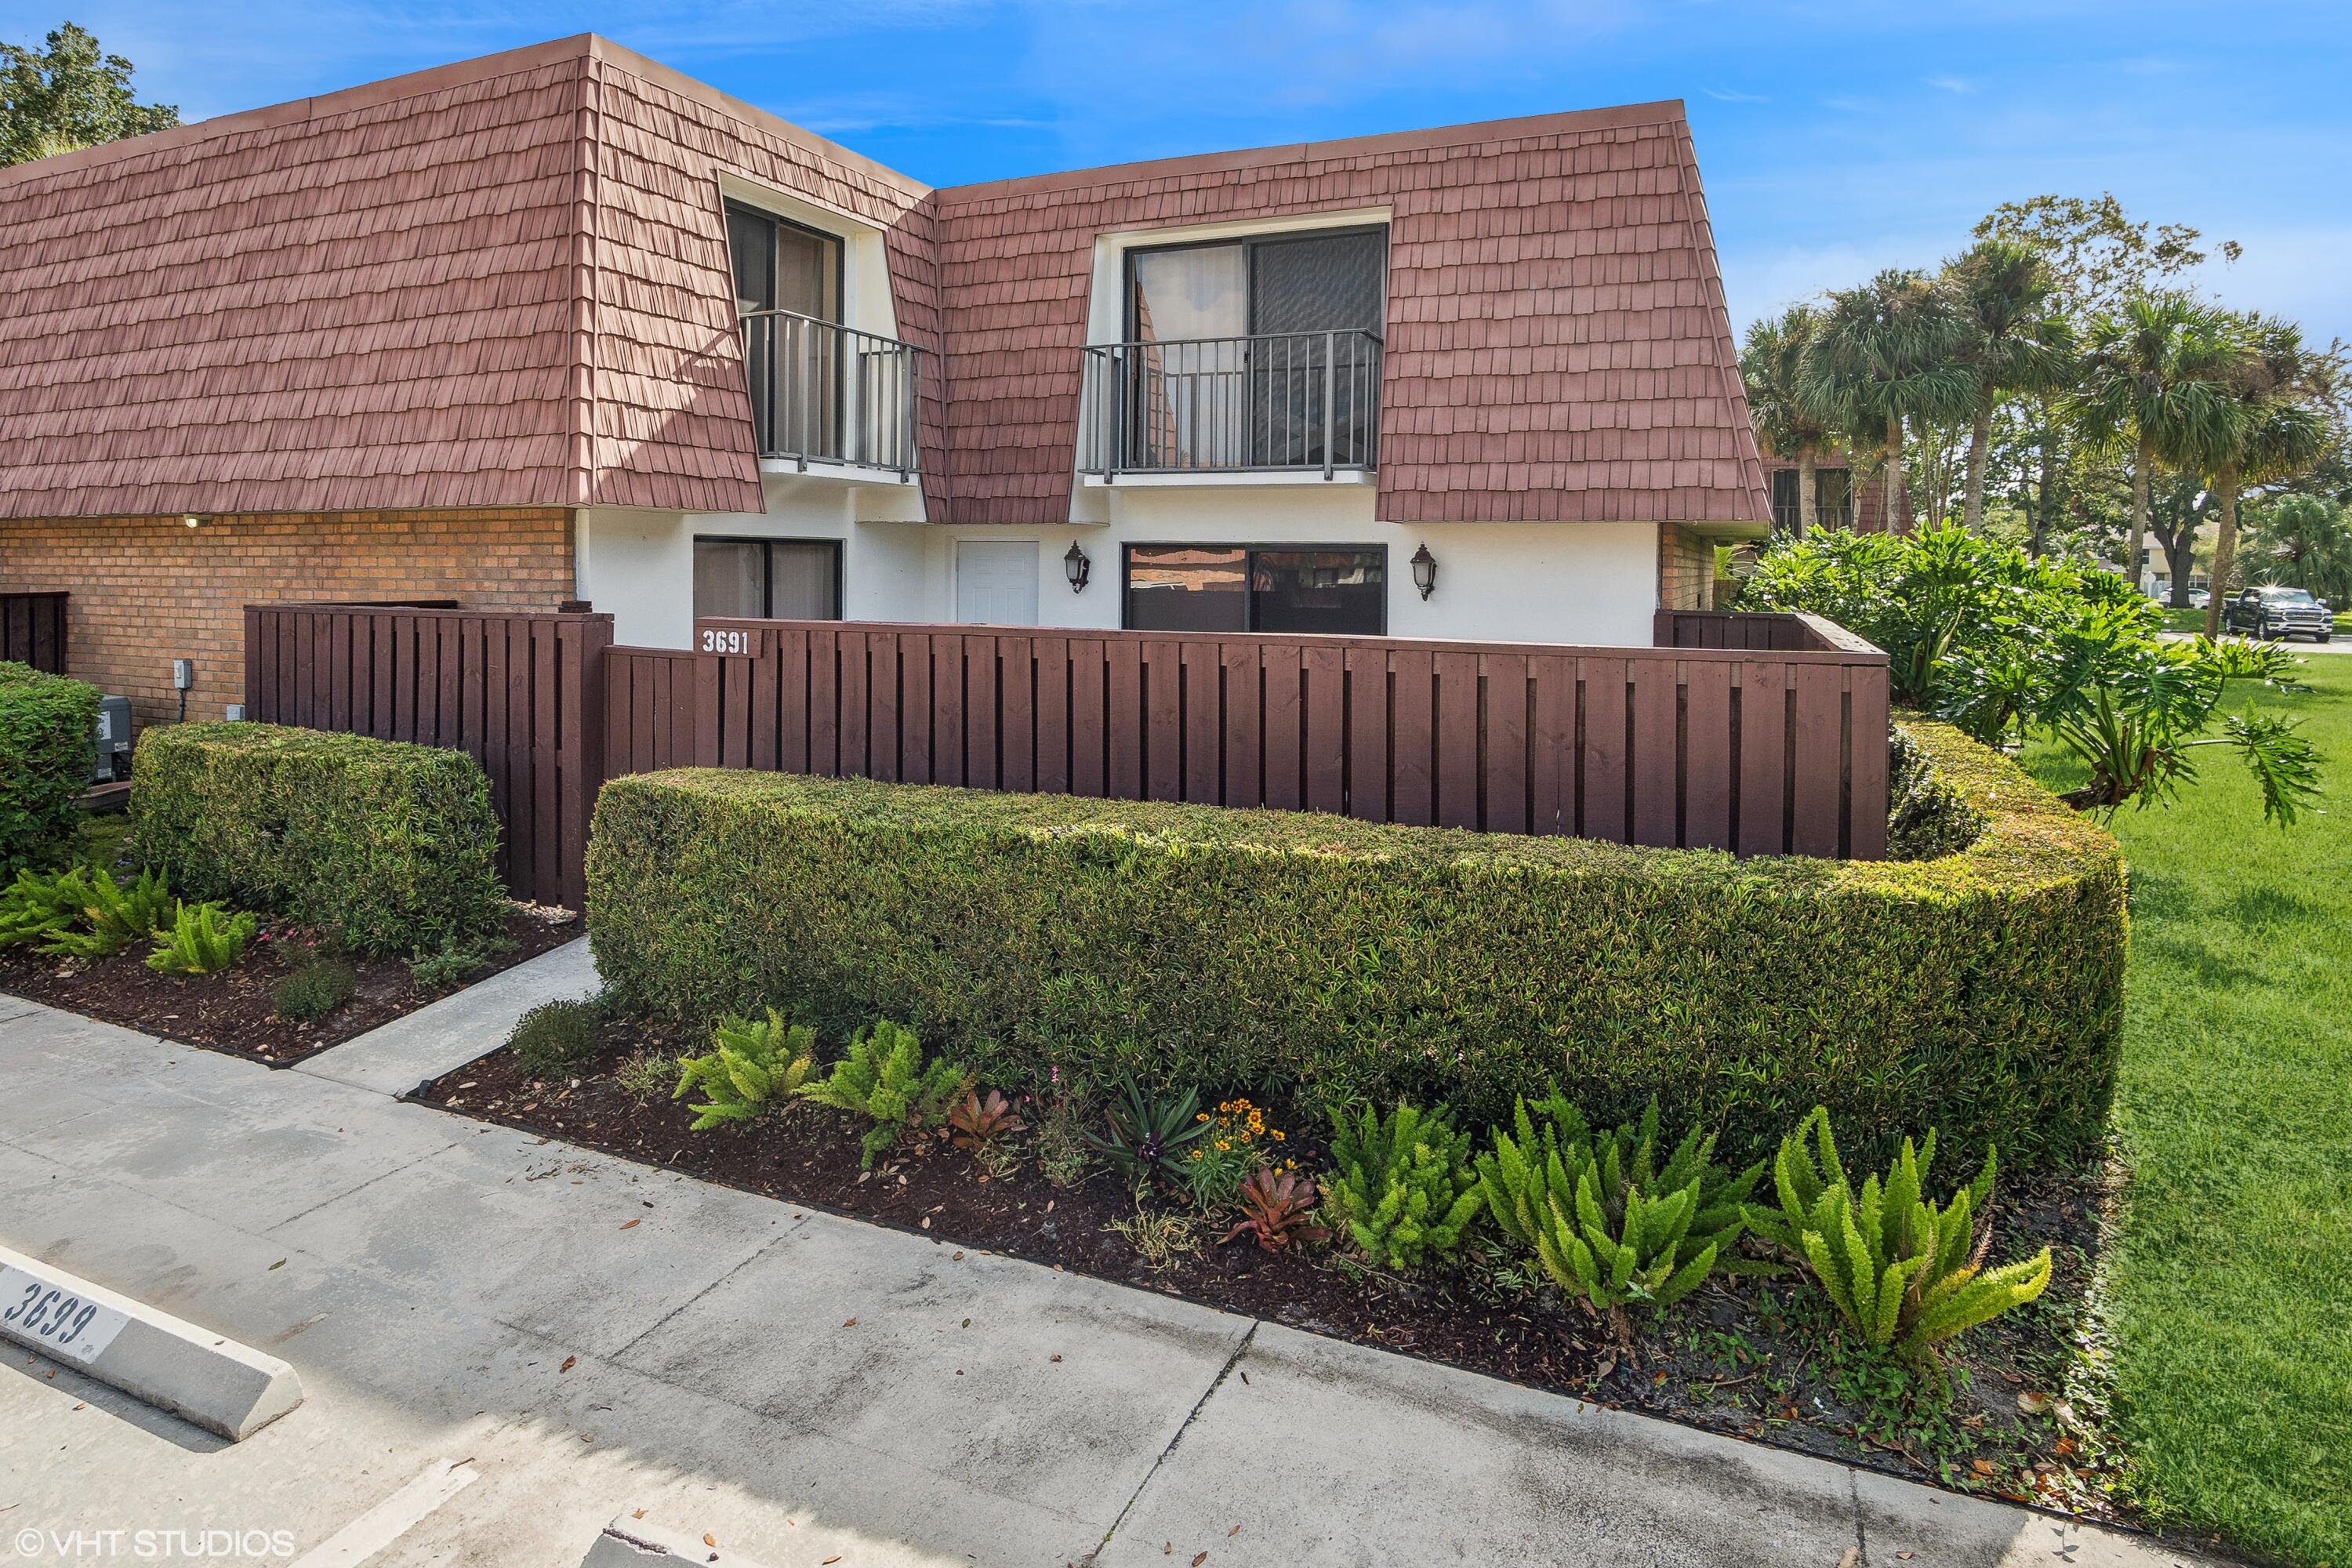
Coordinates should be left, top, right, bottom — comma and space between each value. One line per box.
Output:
1250, 230, 1386, 335
728, 209, 776, 315
1251, 550, 1385, 635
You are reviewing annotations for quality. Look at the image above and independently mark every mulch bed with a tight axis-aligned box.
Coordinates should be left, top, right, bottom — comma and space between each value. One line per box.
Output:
0, 905, 579, 1065
423, 1021, 2140, 1531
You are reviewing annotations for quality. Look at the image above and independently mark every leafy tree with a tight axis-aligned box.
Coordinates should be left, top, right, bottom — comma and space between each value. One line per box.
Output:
1974, 193, 2235, 321
2245, 493, 2352, 603
2074, 292, 2241, 602
1797, 270, 1978, 535
1940, 238, 2074, 532
1976, 194, 2234, 556
1741, 304, 1838, 537
2, 23, 176, 166
2176, 316, 2334, 638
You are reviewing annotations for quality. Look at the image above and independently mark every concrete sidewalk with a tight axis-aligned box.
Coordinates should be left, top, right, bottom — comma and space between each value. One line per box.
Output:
0, 994, 2210, 1568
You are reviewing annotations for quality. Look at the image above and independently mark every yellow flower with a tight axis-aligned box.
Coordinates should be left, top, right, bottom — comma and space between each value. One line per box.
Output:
1196, 1112, 1209, 1122
1271, 1130, 1285, 1141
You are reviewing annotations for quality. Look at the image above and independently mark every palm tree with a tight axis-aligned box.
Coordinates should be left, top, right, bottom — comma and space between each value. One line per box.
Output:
2248, 494, 2352, 604
1940, 238, 2075, 533
1741, 305, 1837, 536
2074, 292, 2239, 601
1797, 270, 1977, 535
2168, 314, 2334, 638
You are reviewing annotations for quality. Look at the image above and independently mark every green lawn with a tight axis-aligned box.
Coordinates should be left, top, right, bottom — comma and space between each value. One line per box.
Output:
2023, 662, 2352, 1566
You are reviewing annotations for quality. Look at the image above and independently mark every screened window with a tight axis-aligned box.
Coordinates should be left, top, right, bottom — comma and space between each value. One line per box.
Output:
692, 538, 842, 621
1123, 545, 1385, 635
1768, 467, 1854, 534
1126, 228, 1385, 342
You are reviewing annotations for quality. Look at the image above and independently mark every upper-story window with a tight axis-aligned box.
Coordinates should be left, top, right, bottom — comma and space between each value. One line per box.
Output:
1126, 227, 1386, 343
728, 203, 841, 323
1084, 227, 1388, 477
725, 201, 920, 475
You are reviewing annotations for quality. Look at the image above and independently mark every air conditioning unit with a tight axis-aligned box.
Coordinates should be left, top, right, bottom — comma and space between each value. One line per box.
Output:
93, 695, 132, 783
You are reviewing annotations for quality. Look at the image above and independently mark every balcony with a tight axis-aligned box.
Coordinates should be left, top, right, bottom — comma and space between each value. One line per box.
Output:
1079, 329, 1382, 482
740, 308, 922, 479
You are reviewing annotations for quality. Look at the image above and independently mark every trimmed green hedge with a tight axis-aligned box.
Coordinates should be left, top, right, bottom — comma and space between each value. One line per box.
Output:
586, 720, 2125, 1169
0, 661, 101, 878
132, 722, 506, 956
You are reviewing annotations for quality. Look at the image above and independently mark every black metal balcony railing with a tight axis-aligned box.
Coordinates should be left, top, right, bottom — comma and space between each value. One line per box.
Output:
1080, 329, 1382, 480
740, 308, 922, 477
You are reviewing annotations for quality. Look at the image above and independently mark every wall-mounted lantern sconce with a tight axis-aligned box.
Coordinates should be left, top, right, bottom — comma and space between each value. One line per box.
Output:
1410, 543, 1438, 601
1064, 541, 1092, 593
183, 515, 202, 529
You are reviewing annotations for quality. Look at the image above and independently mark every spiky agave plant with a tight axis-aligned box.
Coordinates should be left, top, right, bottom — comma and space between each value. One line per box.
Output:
1746, 1107, 2050, 1365
1476, 1094, 1765, 1345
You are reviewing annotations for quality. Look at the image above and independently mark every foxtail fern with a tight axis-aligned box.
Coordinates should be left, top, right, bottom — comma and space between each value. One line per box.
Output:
1747, 1107, 2050, 1363
673, 1007, 817, 1131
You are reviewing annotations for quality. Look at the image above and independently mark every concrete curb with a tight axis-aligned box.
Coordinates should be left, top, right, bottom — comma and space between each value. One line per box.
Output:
581, 1515, 777, 1566
0, 1243, 303, 1440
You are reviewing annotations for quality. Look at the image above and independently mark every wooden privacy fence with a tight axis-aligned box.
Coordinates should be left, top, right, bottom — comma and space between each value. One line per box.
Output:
2, 591, 68, 673
242, 605, 612, 907
607, 615, 1889, 858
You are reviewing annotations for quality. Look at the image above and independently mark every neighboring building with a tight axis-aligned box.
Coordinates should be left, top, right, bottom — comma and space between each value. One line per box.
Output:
1759, 454, 1892, 535
0, 34, 1769, 726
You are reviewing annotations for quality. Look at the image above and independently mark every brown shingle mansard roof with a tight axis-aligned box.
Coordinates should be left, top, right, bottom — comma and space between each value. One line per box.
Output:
0, 34, 1766, 527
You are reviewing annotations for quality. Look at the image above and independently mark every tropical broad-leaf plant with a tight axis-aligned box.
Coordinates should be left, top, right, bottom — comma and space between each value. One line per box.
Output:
1740, 524, 2155, 710
1958, 616, 2323, 825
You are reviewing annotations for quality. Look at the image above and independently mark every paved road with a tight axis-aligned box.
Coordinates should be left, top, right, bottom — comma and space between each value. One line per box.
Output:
0, 978, 2218, 1567
2160, 630, 2350, 652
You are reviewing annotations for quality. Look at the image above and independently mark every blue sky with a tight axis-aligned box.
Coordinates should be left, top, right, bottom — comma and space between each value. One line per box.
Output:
13, 1, 2349, 345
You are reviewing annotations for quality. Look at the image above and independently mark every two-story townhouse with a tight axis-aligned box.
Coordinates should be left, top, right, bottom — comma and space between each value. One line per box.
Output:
0, 34, 1770, 728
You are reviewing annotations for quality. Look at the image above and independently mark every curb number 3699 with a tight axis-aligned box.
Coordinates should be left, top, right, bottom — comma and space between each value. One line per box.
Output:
5, 1282, 100, 1354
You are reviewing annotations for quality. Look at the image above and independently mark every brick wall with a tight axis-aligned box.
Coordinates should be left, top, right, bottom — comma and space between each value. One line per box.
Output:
1657, 522, 1715, 611
0, 509, 573, 726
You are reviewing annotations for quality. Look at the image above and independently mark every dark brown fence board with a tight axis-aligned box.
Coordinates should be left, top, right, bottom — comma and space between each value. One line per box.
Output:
1683, 659, 1733, 850
1391, 647, 1435, 826
1483, 651, 1529, 834
1345, 644, 1389, 826
1791, 663, 1844, 857
1582, 655, 1628, 843
1630, 656, 1679, 848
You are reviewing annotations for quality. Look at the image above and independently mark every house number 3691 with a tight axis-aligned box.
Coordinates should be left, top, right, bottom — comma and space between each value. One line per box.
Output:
700, 628, 754, 656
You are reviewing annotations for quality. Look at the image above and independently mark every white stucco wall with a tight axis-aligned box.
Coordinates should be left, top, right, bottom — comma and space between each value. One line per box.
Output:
583, 475, 1668, 649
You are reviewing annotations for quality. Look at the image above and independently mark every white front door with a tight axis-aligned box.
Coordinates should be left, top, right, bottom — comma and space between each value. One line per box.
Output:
956, 540, 1040, 626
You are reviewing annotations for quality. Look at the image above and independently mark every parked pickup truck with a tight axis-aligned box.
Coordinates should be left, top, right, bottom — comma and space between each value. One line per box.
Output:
2223, 584, 2334, 641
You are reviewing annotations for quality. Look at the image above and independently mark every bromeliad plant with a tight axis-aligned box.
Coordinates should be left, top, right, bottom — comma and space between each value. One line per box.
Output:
798, 1018, 970, 1167
948, 1087, 1026, 1152
144, 899, 256, 975
1745, 1108, 2051, 1366
1475, 1095, 1765, 1344
1087, 1076, 1213, 1195
1221, 1167, 1328, 1253
1321, 1099, 1483, 1270
673, 1008, 817, 1131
